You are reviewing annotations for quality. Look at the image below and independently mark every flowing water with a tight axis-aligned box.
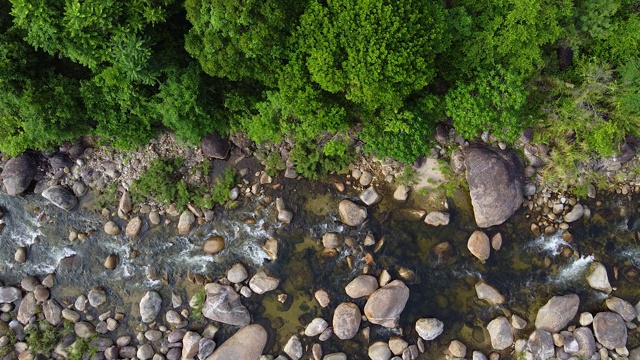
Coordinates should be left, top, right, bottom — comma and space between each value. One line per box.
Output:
0, 177, 639, 358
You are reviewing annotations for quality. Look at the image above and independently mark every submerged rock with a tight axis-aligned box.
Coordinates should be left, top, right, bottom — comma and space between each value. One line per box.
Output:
338, 200, 367, 226
103, 221, 120, 236
463, 145, 524, 228
364, 280, 409, 328
207, 324, 267, 360
424, 211, 450, 226
475, 282, 505, 305
535, 294, 579, 333
42, 186, 77, 211
333, 302, 361, 340
202, 283, 250, 326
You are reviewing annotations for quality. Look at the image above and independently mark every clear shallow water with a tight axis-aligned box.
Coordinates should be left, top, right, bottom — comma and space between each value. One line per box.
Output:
0, 180, 639, 358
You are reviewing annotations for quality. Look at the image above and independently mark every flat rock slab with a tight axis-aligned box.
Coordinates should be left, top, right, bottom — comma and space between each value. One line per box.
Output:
414, 158, 446, 190
463, 145, 524, 228
202, 283, 250, 326
42, 186, 78, 211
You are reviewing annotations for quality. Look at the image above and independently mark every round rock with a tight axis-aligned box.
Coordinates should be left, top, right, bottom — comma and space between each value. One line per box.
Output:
333, 302, 361, 340
338, 200, 367, 226
345, 275, 379, 299
467, 230, 490, 262
593, 312, 627, 350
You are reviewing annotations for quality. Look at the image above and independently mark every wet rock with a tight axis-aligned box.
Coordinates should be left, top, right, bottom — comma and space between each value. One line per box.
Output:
0, 287, 22, 303
467, 230, 490, 262
333, 302, 361, 340
393, 186, 409, 202
487, 316, 513, 350
527, 330, 554, 360
15, 247, 27, 263
248, 270, 279, 294
140, 291, 162, 323
149, 211, 161, 225
364, 280, 409, 328
535, 294, 579, 333
42, 186, 77, 211
178, 210, 195, 235
593, 312, 627, 350
368, 341, 392, 360
103, 221, 120, 236
430, 242, 454, 265
263, 237, 279, 260
284, 335, 303, 360
345, 275, 379, 299
586, 262, 612, 293
88, 287, 107, 308
17, 292, 36, 324
338, 200, 367, 226
416, 318, 444, 341
322, 232, 342, 249
563, 204, 584, 223
573, 327, 596, 359
75, 321, 96, 339
199, 338, 216, 359
227, 263, 248, 283
2, 155, 36, 196
33, 285, 49, 302
304, 318, 329, 337
463, 145, 524, 228
125, 216, 142, 238
207, 324, 267, 360
360, 187, 382, 206
137, 344, 154, 360
424, 211, 450, 226
475, 282, 505, 305
277, 209, 293, 223
203, 236, 225, 255
605, 297, 637, 322
201, 132, 231, 159
182, 331, 201, 359
449, 340, 466, 358
315, 290, 330, 308
202, 283, 250, 326
103, 253, 118, 270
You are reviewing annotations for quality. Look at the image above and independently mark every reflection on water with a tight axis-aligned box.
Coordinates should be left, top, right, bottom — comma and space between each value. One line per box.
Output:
0, 181, 639, 358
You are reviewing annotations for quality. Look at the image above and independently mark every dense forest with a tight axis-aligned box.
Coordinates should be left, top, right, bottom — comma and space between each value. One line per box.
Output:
1, 0, 639, 180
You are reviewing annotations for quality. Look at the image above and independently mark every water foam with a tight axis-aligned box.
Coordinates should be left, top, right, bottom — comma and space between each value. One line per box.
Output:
526, 231, 571, 257
553, 254, 594, 284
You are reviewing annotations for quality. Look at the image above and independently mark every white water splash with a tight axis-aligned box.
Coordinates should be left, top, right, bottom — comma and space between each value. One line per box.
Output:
552, 254, 594, 284
526, 231, 571, 257
619, 247, 640, 267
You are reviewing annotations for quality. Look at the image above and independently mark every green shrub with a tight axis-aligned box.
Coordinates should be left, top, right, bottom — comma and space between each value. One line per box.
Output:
25, 320, 72, 355
290, 140, 352, 180
131, 157, 185, 206
210, 168, 237, 206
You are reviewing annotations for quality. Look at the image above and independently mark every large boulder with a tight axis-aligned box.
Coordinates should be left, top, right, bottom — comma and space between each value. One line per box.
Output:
527, 330, 554, 360
42, 186, 78, 211
363, 280, 409, 328
593, 312, 627, 350
338, 200, 367, 226
333, 302, 361, 340
2, 155, 37, 195
206, 324, 267, 360
202, 283, 250, 326
534, 294, 579, 333
486, 316, 513, 350
201, 132, 231, 160
139, 291, 162, 323
463, 145, 524, 227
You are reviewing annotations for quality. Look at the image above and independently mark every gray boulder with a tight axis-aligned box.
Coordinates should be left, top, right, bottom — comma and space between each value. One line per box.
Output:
17, 292, 37, 324
487, 316, 513, 350
593, 312, 627, 350
527, 330, 554, 360
573, 327, 596, 359
140, 291, 162, 323
535, 294, 579, 333
201, 132, 231, 159
463, 145, 524, 227
206, 324, 267, 360
2, 155, 36, 195
333, 302, 361, 340
42, 186, 77, 211
202, 283, 250, 326
364, 280, 409, 328
338, 200, 367, 226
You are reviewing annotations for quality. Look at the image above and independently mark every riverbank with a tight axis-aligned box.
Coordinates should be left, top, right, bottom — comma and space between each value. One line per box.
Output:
0, 129, 639, 359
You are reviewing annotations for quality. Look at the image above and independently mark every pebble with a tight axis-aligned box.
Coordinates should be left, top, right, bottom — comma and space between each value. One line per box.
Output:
315, 289, 330, 308
14, 247, 27, 263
